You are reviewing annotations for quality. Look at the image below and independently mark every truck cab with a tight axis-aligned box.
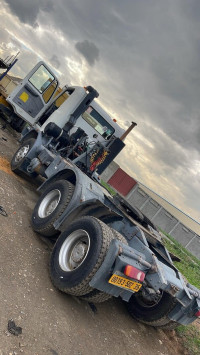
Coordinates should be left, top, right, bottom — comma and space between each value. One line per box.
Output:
7, 61, 124, 146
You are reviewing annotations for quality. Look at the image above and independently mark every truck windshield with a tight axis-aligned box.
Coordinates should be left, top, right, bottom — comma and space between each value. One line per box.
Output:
82, 106, 115, 139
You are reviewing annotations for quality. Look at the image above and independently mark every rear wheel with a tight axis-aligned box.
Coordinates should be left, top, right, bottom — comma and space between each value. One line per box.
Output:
126, 290, 176, 328
50, 217, 115, 297
32, 179, 74, 237
111, 229, 128, 245
11, 138, 35, 174
81, 229, 128, 303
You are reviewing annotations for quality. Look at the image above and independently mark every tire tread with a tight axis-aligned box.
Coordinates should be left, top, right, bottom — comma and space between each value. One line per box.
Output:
80, 228, 128, 303
126, 292, 177, 328
32, 180, 74, 237
51, 217, 115, 296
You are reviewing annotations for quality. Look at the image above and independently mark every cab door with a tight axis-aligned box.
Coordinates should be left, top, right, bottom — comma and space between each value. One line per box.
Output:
7, 61, 59, 126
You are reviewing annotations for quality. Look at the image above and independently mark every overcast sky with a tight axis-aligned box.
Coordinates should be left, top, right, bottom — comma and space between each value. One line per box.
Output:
0, 0, 200, 222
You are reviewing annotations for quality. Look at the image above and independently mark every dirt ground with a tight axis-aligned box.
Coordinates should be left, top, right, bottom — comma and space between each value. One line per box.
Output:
0, 120, 192, 355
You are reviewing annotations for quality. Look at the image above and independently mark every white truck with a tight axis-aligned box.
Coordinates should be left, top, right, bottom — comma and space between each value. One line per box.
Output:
7, 61, 200, 329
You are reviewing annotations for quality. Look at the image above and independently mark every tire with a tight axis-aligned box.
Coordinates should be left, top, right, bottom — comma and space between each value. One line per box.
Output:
111, 229, 128, 245
159, 320, 179, 330
32, 179, 75, 237
11, 138, 36, 174
126, 291, 176, 327
10, 117, 25, 133
50, 217, 115, 296
81, 228, 128, 303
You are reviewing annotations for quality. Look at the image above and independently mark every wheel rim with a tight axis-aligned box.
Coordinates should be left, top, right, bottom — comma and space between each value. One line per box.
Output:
38, 189, 61, 218
135, 291, 163, 308
59, 229, 90, 271
15, 145, 30, 162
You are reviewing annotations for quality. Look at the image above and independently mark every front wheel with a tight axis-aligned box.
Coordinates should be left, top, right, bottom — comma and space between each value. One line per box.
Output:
50, 216, 115, 297
11, 138, 35, 174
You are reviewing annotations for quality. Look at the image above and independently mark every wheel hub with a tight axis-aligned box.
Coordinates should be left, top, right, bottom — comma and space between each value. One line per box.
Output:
136, 290, 163, 308
71, 242, 88, 263
15, 145, 30, 162
38, 189, 61, 218
59, 229, 90, 272
46, 201, 58, 215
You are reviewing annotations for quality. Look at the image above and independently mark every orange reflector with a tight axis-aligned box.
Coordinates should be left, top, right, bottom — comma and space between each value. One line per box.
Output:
113, 118, 117, 122
124, 265, 145, 282
195, 310, 200, 318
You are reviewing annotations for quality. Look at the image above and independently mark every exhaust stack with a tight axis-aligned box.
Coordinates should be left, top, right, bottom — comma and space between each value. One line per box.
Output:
120, 121, 137, 141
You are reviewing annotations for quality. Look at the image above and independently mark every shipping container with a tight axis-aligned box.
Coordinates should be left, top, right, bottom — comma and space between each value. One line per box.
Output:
108, 168, 137, 196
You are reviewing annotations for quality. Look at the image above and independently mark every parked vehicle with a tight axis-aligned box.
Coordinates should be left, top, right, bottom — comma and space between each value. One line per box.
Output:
9, 61, 200, 329
0, 74, 25, 132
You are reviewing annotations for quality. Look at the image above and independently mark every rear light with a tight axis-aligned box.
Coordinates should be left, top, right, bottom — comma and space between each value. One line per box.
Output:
124, 265, 145, 282
195, 310, 200, 318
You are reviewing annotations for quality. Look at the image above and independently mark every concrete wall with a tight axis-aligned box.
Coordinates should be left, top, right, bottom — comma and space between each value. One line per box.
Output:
153, 209, 179, 235
126, 185, 200, 259
100, 161, 119, 183
186, 235, 200, 257
100, 162, 200, 259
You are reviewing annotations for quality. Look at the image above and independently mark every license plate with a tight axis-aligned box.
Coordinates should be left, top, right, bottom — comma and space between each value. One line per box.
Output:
109, 274, 142, 292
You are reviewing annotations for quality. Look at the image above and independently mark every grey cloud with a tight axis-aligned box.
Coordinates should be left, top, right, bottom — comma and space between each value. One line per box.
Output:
4, 0, 40, 25
180, 174, 200, 213
41, 0, 54, 13
33, 22, 39, 29
141, 125, 189, 171
50, 54, 61, 69
75, 40, 100, 66
4, 0, 54, 25
180, 0, 200, 22
0, 28, 22, 60
1, 0, 200, 219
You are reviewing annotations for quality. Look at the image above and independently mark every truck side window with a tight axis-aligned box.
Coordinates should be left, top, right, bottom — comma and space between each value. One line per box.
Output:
82, 106, 115, 139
